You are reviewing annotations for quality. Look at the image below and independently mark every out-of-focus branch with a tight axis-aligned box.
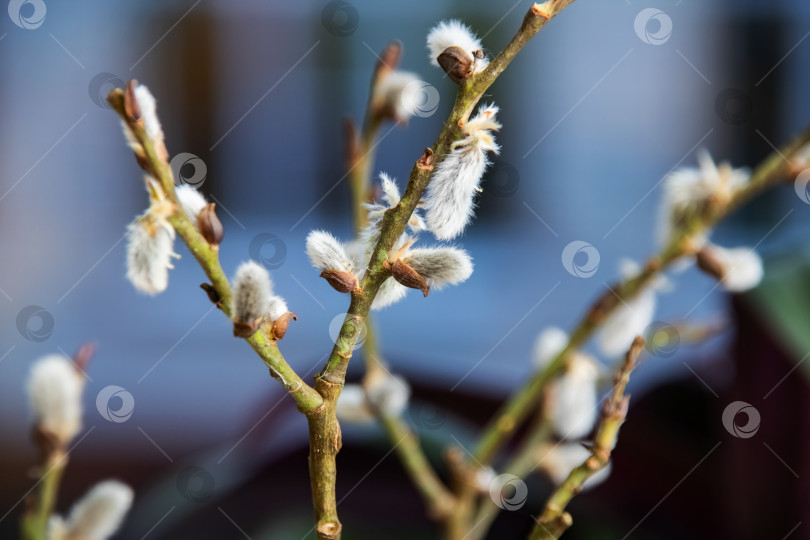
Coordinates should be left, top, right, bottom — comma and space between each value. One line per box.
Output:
529, 337, 644, 540
473, 123, 810, 466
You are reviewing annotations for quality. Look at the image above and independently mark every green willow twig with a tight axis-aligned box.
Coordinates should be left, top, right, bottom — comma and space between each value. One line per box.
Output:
473, 123, 810, 467
344, 42, 458, 519
106, 90, 323, 415
529, 336, 644, 540
20, 450, 68, 540
307, 2, 578, 537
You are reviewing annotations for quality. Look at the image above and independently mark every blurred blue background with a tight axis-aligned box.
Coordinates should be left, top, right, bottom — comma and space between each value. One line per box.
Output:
1, 0, 810, 538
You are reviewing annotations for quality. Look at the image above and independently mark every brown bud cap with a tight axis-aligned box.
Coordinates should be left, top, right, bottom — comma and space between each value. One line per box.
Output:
32, 424, 62, 463
437, 46, 474, 84
271, 312, 297, 340
72, 342, 95, 374
417, 147, 435, 171
696, 246, 725, 282
197, 203, 224, 248
320, 269, 360, 294
374, 40, 402, 83
390, 259, 429, 297
200, 283, 221, 305
124, 80, 141, 121
233, 319, 260, 338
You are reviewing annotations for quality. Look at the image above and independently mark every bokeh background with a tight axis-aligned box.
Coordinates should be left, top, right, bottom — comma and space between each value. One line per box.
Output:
1, 0, 810, 538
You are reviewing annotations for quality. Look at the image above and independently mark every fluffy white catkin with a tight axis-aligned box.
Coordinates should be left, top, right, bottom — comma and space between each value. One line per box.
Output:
306, 230, 355, 274
367, 374, 410, 417
231, 261, 272, 325
61, 480, 134, 540
335, 384, 375, 424
370, 275, 408, 311
125, 217, 175, 295
267, 295, 289, 322
423, 104, 501, 240
133, 85, 163, 142
175, 184, 207, 222
403, 246, 473, 289
549, 353, 599, 439
532, 327, 569, 370
539, 443, 612, 489
373, 71, 422, 122
28, 355, 83, 446
426, 19, 487, 71
713, 245, 763, 292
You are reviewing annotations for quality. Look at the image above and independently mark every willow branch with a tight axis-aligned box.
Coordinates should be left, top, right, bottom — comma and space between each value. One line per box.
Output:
529, 337, 643, 540
473, 123, 810, 465
107, 89, 323, 414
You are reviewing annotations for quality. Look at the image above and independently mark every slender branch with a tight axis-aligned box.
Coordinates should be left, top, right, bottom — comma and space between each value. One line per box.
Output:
529, 337, 644, 540
473, 123, 810, 466
107, 90, 323, 415
305, 4, 578, 536
20, 449, 67, 540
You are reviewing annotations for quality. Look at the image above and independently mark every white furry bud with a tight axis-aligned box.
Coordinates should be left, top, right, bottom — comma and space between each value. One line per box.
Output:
711, 245, 764, 292
60, 480, 134, 540
658, 151, 749, 246
539, 443, 611, 489
335, 384, 375, 425
426, 19, 488, 73
28, 355, 84, 446
125, 217, 175, 295
423, 104, 500, 240
373, 71, 423, 123
403, 246, 473, 289
175, 184, 207, 222
367, 373, 410, 417
133, 85, 163, 142
231, 261, 273, 335
267, 295, 289, 322
597, 260, 658, 358
306, 230, 355, 274
532, 327, 569, 370
548, 353, 599, 439
370, 277, 408, 311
